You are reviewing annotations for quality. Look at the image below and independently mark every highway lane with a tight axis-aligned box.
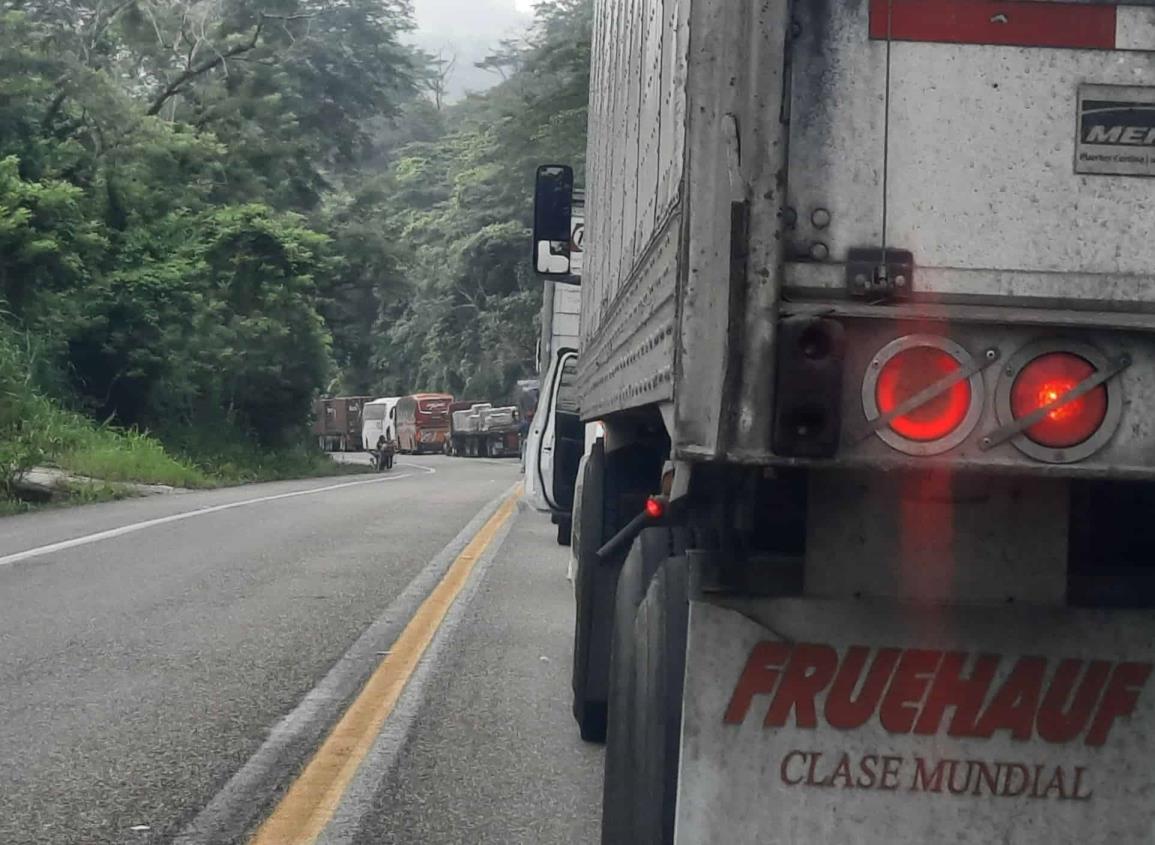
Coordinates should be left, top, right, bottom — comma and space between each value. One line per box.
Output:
336, 505, 604, 845
0, 456, 528, 845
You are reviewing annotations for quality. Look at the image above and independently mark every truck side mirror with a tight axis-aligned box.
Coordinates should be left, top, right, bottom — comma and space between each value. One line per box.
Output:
533, 164, 575, 276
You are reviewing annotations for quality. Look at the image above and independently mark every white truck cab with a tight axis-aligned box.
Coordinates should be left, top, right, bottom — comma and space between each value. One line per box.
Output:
524, 347, 581, 542
525, 187, 586, 544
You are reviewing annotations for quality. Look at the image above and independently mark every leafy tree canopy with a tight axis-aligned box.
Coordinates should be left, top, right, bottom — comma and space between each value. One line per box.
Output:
0, 0, 592, 449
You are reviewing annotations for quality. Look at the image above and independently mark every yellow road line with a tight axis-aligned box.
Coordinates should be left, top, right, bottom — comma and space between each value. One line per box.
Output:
250, 489, 521, 845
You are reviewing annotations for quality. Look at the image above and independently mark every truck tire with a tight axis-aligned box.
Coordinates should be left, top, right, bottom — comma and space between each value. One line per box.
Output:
573, 440, 666, 744
631, 554, 689, 845
572, 440, 608, 742
602, 529, 686, 845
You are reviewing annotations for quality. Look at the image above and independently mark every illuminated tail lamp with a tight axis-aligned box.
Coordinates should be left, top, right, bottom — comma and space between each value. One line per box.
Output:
876, 346, 971, 442
862, 335, 985, 456
993, 341, 1124, 464
644, 496, 665, 520
1010, 353, 1107, 448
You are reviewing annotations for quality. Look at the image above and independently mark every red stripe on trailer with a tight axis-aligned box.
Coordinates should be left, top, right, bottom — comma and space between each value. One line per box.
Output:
868, 0, 1118, 50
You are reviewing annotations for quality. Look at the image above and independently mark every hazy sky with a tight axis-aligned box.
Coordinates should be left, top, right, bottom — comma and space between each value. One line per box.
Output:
409, 0, 534, 100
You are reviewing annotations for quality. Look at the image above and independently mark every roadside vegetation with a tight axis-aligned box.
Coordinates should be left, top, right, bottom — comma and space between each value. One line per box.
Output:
1, 327, 366, 511
0, 0, 592, 512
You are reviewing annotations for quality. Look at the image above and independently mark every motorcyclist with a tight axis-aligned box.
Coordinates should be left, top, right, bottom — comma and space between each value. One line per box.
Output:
375, 435, 394, 471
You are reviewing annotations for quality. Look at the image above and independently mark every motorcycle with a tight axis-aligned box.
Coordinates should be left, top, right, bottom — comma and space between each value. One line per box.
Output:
373, 438, 396, 472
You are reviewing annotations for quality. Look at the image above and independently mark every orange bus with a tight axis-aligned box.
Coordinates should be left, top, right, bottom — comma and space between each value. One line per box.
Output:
395, 393, 453, 454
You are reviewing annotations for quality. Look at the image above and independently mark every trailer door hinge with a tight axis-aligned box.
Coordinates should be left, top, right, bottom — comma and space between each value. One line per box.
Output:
846, 247, 914, 302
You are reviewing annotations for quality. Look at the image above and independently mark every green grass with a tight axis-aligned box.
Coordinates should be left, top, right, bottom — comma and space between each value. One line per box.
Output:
2, 395, 371, 516
0, 478, 134, 516
162, 426, 374, 485
52, 421, 213, 488
2, 330, 370, 515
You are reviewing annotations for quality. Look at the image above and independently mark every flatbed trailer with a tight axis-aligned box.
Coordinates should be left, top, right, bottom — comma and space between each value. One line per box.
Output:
447, 403, 521, 458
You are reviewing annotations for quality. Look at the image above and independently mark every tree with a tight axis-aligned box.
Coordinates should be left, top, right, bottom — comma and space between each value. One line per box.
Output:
0, 0, 424, 448
364, 0, 592, 402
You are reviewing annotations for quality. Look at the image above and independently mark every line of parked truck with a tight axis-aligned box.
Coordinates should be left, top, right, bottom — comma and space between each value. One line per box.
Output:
312, 388, 537, 462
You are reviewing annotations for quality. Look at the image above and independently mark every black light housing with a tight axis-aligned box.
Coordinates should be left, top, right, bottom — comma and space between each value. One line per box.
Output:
772, 317, 846, 458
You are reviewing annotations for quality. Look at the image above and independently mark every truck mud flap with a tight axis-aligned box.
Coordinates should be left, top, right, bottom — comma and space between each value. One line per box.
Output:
676, 598, 1155, 844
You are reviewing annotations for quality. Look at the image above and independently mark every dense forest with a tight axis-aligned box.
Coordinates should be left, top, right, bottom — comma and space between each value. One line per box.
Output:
0, 0, 590, 493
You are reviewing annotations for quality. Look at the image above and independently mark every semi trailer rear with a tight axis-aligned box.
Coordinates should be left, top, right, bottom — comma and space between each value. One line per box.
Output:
447, 402, 522, 457
312, 396, 372, 452
533, 1, 1155, 842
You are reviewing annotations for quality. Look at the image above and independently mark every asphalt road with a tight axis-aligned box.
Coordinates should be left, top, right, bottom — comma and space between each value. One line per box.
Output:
340, 502, 603, 845
0, 455, 601, 845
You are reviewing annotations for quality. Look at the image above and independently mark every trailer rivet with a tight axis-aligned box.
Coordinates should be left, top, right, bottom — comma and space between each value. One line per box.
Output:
986, 348, 998, 361
981, 436, 992, 447
783, 207, 798, 226
810, 241, 829, 261
871, 360, 880, 369
811, 208, 831, 229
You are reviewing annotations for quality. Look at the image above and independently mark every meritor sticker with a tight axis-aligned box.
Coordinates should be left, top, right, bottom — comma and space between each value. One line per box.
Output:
1076, 85, 1155, 178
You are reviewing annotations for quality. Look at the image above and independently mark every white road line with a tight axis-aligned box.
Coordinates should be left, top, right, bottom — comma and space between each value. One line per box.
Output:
0, 464, 436, 568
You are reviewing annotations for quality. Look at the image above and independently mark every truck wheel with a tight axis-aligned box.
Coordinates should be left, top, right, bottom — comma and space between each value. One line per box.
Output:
572, 440, 667, 745
630, 554, 689, 845
572, 440, 608, 742
602, 529, 686, 845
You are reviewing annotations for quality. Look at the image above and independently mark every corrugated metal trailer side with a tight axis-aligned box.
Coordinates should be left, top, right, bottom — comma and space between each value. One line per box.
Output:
580, 0, 790, 458
578, 0, 689, 420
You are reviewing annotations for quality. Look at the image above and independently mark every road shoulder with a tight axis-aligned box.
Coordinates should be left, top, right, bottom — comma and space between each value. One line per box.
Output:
175, 481, 519, 845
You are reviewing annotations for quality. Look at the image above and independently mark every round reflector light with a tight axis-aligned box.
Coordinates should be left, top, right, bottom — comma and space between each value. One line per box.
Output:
1009, 352, 1107, 448
876, 346, 971, 442
862, 335, 985, 456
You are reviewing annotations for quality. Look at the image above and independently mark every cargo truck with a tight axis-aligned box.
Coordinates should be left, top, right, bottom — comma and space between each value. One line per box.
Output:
533, 2, 1155, 843
447, 402, 522, 457
312, 396, 372, 452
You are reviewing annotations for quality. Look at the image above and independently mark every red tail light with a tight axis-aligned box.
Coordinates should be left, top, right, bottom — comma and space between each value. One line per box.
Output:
876, 346, 971, 442
645, 497, 665, 519
1010, 352, 1107, 448
862, 335, 985, 456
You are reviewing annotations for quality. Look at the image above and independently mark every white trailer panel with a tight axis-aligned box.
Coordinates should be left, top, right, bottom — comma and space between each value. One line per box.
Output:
786, 2, 1155, 301
580, 0, 691, 420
